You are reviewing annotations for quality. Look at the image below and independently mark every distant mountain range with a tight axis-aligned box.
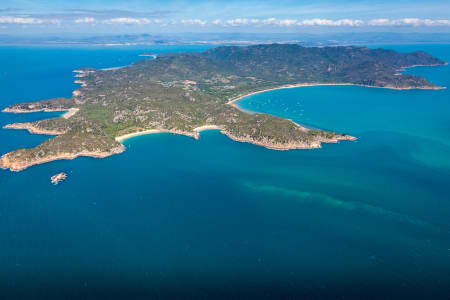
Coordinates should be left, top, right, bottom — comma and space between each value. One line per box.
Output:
1, 32, 450, 46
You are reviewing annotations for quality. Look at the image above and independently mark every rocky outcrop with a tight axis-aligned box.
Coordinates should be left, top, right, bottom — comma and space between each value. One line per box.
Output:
3, 123, 65, 135
51, 172, 67, 185
0, 145, 125, 172
221, 131, 357, 150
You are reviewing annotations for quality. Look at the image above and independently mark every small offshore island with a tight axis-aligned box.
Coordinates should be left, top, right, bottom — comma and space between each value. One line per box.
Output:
0, 44, 447, 172
50, 172, 67, 185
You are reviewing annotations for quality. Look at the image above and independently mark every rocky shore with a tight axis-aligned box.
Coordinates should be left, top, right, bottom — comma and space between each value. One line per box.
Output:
0, 145, 125, 172
51, 172, 67, 185
3, 123, 65, 135
2, 107, 69, 114
221, 131, 357, 150
114, 123, 356, 151
227, 81, 446, 110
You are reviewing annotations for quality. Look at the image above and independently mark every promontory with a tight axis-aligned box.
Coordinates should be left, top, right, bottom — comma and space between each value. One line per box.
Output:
1, 44, 446, 171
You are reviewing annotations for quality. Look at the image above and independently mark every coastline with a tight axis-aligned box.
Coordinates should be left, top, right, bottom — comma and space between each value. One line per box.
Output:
227, 83, 355, 109
222, 131, 357, 151
113, 123, 356, 152
0, 145, 125, 172
115, 129, 162, 142
62, 108, 79, 119
193, 125, 222, 132
227, 81, 446, 111
3, 107, 68, 114
139, 54, 158, 59
115, 125, 223, 143
4, 62, 445, 172
3, 123, 65, 135
2, 107, 79, 119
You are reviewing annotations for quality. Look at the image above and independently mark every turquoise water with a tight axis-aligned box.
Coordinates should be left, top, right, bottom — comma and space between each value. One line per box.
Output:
0, 45, 450, 299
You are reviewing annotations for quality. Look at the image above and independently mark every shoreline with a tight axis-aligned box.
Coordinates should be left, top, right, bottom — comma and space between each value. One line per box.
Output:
113, 124, 356, 151
115, 129, 162, 142
138, 54, 158, 59
115, 126, 223, 143
2, 107, 79, 119
3, 123, 65, 135
227, 83, 355, 109
222, 131, 357, 151
226, 81, 446, 111
0, 145, 125, 172
3, 62, 445, 172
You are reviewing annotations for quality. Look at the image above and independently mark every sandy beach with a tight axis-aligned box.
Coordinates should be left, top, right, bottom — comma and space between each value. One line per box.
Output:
115, 125, 223, 143
139, 54, 158, 59
227, 83, 355, 110
62, 108, 79, 119
193, 125, 222, 132
115, 129, 161, 142
227, 81, 446, 111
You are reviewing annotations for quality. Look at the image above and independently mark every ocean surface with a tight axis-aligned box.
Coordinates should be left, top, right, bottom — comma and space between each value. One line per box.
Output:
0, 44, 449, 299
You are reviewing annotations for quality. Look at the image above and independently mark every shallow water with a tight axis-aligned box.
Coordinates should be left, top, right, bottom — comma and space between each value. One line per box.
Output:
0, 44, 449, 299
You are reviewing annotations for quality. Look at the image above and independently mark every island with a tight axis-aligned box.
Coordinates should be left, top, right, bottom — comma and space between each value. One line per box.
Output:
0, 44, 446, 171
51, 172, 67, 185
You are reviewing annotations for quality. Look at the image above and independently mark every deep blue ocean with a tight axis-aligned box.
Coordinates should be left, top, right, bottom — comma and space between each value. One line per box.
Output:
0, 44, 449, 299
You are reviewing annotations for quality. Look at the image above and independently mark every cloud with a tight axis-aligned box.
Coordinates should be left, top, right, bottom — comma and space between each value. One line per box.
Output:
299, 18, 364, 26
368, 18, 450, 26
223, 18, 364, 27
226, 18, 260, 26
366, 18, 391, 26
180, 19, 208, 26
262, 18, 277, 25
102, 18, 152, 25
220, 17, 449, 27
1, 13, 449, 29
277, 19, 298, 27
0, 16, 60, 24
74, 17, 96, 24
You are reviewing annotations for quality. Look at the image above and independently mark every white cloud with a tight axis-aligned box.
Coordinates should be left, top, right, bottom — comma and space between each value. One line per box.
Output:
367, 18, 391, 26
180, 19, 207, 26
278, 19, 298, 26
226, 18, 260, 26
262, 18, 277, 25
368, 18, 450, 26
0, 16, 60, 24
75, 17, 96, 24
262, 18, 298, 26
103, 17, 152, 25
1, 14, 449, 29
219, 17, 450, 28
223, 17, 365, 27
300, 18, 363, 26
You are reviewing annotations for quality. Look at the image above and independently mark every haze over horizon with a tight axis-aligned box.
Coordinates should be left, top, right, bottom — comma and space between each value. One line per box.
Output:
1, 0, 450, 36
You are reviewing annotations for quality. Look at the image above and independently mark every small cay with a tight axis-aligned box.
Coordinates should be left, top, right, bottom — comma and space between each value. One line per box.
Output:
51, 172, 67, 185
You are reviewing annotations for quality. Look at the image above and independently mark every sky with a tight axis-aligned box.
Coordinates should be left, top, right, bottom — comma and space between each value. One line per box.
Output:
1, 0, 450, 35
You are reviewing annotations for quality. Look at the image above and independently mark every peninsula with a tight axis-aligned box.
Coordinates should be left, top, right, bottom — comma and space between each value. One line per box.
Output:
0, 44, 446, 171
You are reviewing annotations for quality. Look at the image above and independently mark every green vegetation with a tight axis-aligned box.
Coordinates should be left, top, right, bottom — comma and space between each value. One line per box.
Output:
1, 44, 445, 170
